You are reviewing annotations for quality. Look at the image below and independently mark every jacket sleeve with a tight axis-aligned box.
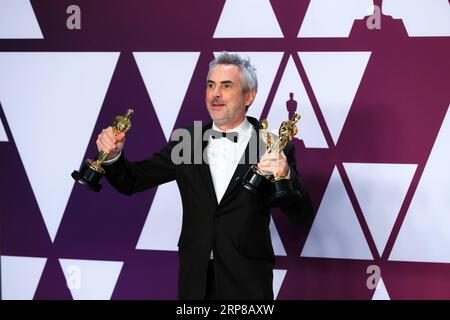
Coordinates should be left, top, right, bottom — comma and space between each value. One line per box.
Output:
103, 140, 177, 195
276, 142, 314, 229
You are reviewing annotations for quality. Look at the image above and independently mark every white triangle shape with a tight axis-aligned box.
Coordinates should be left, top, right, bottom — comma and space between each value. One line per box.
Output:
0, 117, 8, 141
390, 105, 450, 263
384, 0, 450, 37
213, 0, 283, 38
213, 52, 283, 119
0, 0, 43, 39
0, 52, 120, 242
301, 167, 373, 260
372, 277, 391, 300
1, 255, 47, 300
299, 51, 371, 145
59, 258, 123, 300
270, 216, 287, 256
298, 0, 373, 38
136, 181, 182, 251
133, 52, 200, 141
273, 269, 287, 299
344, 163, 417, 256
267, 55, 328, 148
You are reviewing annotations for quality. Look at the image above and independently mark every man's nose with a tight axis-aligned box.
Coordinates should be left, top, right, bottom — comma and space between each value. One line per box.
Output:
213, 87, 222, 98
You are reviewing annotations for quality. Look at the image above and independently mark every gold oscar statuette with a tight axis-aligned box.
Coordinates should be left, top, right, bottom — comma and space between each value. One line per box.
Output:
71, 109, 134, 192
242, 113, 301, 204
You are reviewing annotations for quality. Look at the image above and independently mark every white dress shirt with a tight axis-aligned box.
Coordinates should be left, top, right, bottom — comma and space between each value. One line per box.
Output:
206, 118, 254, 259
206, 118, 253, 204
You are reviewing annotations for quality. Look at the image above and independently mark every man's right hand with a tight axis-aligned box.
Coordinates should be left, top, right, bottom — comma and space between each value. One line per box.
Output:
96, 126, 126, 160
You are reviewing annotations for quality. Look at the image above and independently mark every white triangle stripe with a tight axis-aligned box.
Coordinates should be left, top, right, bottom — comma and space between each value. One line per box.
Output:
390, 105, 450, 263
298, 0, 373, 38
384, 0, 450, 37
214, 52, 283, 119
344, 163, 417, 256
133, 52, 200, 141
59, 259, 123, 300
267, 56, 327, 148
0, 0, 43, 39
273, 269, 287, 299
0, 116, 8, 141
299, 52, 371, 144
0, 52, 120, 242
136, 181, 182, 251
1, 255, 47, 300
301, 167, 373, 260
372, 278, 391, 300
214, 0, 283, 38
270, 217, 287, 256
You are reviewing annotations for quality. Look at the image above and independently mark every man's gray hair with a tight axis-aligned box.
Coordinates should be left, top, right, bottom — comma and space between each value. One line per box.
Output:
208, 52, 258, 93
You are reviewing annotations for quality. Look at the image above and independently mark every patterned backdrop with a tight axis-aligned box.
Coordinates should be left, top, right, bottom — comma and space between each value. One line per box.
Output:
1, 0, 450, 300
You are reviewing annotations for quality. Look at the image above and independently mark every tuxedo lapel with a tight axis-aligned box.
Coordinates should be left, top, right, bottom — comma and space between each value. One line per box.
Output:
219, 117, 263, 204
194, 117, 263, 206
195, 121, 218, 205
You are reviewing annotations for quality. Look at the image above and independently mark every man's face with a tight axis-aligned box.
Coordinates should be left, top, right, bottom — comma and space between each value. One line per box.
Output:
206, 64, 255, 129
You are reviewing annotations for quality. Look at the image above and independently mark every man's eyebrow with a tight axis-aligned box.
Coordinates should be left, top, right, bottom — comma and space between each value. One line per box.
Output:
207, 80, 234, 84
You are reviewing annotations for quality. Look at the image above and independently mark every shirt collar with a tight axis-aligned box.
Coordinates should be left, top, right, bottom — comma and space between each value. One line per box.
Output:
212, 117, 252, 136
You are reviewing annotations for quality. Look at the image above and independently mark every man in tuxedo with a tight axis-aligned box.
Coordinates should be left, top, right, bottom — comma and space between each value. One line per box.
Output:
96, 52, 314, 300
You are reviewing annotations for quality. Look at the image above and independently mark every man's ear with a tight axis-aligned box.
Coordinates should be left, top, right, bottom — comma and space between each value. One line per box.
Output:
245, 90, 256, 107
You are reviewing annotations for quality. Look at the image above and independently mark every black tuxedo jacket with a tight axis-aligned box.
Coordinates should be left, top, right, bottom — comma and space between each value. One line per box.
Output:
104, 116, 313, 299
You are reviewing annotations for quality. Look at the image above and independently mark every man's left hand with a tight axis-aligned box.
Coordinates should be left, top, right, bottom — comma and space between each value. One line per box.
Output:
257, 150, 289, 178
